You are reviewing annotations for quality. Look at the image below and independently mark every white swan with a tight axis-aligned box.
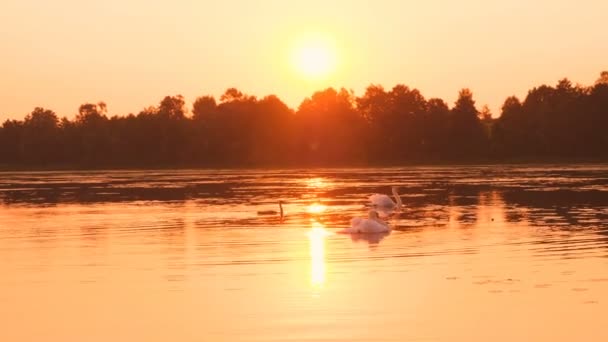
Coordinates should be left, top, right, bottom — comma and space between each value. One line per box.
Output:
257, 201, 284, 218
340, 210, 390, 234
369, 186, 402, 209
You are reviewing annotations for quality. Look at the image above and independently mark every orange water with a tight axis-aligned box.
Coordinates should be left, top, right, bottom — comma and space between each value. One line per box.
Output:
1, 167, 607, 341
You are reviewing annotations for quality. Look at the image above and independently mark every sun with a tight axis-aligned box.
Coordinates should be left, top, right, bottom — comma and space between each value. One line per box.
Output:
291, 34, 337, 80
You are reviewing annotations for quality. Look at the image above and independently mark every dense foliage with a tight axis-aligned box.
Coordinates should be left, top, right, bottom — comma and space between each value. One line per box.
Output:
1, 72, 607, 167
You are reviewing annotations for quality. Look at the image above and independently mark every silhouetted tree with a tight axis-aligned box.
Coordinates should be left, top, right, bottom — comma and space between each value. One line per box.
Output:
73, 102, 110, 164
423, 98, 451, 159
479, 105, 492, 121
189, 95, 218, 162
296, 88, 366, 165
158, 95, 186, 119
493, 96, 527, 157
0, 119, 24, 163
192, 96, 217, 121
128, 95, 189, 164
248, 95, 293, 164
586, 80, 608, 157
22, 107, 60, 163
595, 71, 608, 85
220, 88, 249, 102
449, 89, 486, 158
355, 84, 429, 162
388, 85, 428, 160
356, 85, 392, 162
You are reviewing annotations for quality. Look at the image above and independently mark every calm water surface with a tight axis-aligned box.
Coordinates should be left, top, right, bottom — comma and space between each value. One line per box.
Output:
1, 166, 607, 341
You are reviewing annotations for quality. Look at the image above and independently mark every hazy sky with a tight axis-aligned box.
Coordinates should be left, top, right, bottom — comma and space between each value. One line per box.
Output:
1, 0, 607, 120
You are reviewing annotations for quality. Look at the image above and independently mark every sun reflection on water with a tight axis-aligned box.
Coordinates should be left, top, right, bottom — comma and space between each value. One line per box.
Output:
307, 221, 330, 287
307, 203, 327, 214
306, 177, 329, 189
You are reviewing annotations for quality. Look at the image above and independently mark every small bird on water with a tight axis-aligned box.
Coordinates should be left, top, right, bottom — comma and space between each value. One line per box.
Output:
257, 201, 284, 219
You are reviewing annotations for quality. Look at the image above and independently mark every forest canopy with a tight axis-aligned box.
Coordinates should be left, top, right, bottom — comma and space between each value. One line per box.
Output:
1, 72, 608, 168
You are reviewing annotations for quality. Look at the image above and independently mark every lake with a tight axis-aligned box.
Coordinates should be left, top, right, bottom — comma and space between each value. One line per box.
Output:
1, 166, 607, 341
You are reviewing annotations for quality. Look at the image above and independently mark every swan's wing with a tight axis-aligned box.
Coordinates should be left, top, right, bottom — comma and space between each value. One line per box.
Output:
376, 207, 394, 218
339, 219, 362, 234
345, 218, 390, 234
356, 219, 375, 233
369, 194, 394, 207
338, 226, 358, 234
338, 217, 364, 234
363, 219, 390, 233
368, 194, 387, 203
350, 217, 363, 227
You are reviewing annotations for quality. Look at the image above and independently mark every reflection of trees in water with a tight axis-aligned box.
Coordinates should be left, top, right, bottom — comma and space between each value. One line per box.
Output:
501, 190, 608, 229
0, 181, 238, 205
2, 170, 608, 236
389, 186, 482, 228
504, 207, 527, 223
384, 185, 608, 231
158, 217, 188, 284
79, 224, 108, 245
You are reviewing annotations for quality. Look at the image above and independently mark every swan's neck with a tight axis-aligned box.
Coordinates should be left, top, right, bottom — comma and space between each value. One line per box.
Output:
392, 188, 402, 207
279, 203, 284, 218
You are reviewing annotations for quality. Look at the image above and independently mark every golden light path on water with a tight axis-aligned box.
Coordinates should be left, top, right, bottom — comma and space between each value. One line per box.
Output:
307, 203, 327, 214
307, 221, 330, 288
305, 177, 330, 189
305, 176, 330, 288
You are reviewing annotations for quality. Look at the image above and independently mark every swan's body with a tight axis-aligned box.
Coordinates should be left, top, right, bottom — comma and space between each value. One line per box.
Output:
257, 201, 284, 218
369, 186, 402, 209
340, 211, 390, 234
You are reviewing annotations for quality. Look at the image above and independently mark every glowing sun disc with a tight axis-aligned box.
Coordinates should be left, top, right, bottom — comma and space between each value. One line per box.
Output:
291, 34, 337, 79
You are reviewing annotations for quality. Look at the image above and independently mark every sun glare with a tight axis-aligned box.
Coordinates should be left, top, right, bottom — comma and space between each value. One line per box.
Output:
307, 222, 330, 287
307, 203, 327, 214
305, 177, 330, 188
291, 34, 337, 80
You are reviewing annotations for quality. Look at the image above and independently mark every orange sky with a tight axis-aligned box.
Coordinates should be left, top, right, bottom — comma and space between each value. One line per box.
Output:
1, 0, 607, 120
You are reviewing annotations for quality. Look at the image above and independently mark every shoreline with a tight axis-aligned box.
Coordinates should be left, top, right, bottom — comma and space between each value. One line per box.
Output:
2, 159, 608, 172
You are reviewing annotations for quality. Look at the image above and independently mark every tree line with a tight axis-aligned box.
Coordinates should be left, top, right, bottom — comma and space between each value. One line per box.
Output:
1, 72, 607, 168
